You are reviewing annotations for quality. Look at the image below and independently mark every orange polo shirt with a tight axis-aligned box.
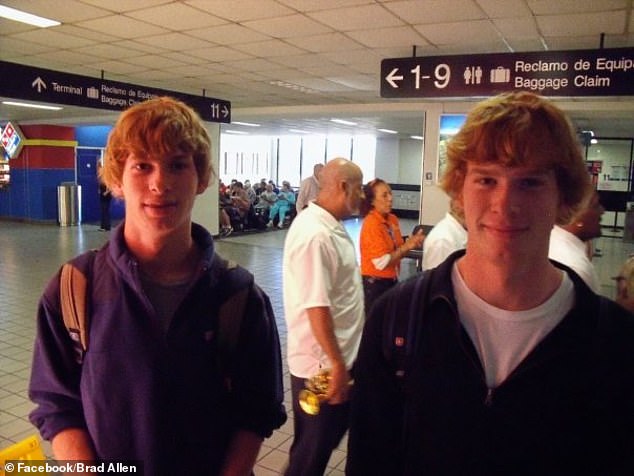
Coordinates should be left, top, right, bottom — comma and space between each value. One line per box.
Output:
360, 209, 405, 279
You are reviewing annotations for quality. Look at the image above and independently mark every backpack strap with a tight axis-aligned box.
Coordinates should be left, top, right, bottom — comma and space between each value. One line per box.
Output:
383, 269, 434, 384
59, 251, 253, 381
59, 251, 97, 363
214, 257, 253, 392
216, 259, 249, 389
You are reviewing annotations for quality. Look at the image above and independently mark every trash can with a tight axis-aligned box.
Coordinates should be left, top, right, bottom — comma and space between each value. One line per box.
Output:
57, 182, 81, 226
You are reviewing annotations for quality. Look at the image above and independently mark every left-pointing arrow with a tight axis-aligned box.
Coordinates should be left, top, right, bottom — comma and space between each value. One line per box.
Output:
32, 77, 47, 93
385, 68, 403, 88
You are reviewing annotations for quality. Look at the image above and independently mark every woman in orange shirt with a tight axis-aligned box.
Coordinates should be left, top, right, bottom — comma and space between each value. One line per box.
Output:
359, 178, 425, 315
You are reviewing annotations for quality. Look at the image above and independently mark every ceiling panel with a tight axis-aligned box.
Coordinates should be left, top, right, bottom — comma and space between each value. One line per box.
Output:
0, 0, 632, 140
383, 0, 487, 24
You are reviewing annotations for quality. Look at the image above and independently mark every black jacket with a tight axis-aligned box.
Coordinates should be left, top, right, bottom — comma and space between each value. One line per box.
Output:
347, 251, 634, 476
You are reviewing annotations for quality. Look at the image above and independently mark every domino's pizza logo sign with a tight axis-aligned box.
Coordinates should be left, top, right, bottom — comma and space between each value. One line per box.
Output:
1, 122, 24, 159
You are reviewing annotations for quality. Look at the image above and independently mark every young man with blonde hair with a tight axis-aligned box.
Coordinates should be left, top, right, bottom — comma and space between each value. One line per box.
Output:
347, 92, 634, 475
30, 97, 286, 475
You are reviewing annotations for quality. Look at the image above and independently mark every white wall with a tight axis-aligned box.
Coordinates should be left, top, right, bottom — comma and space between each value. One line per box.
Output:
374, 137, 423, 185
398, 138, 423, 185
192, 123, 220, 235
375, 137, 399, 182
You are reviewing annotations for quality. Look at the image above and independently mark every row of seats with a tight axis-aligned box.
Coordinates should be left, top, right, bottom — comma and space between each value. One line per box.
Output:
226, 203, 298, 233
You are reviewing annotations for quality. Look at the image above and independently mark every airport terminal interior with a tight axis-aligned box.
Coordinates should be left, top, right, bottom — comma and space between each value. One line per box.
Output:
1, 218, 633, 474
1, 0, 634, 474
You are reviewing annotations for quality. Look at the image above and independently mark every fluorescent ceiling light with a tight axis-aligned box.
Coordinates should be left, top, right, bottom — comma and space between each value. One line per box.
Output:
2, 101, 62, 111
289, 129, 310, 134
224, 130, 248, 135
410, 135, 424, 140
378, 128, 398, 134
0, 5, 60, 27
330, 118, 357, 126
232, 121, 260, 127
591, 138, 598, 144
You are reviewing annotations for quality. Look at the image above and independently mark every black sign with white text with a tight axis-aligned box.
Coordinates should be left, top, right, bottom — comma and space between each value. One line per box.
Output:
381, 48, 634, 98
0, 60, 231, 123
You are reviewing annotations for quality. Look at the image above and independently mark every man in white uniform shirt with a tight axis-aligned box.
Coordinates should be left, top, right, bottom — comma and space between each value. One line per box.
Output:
283, 157, 364, 476
422, 198, 467, 270
295, 163, 324, 212
548, 191, 604, 292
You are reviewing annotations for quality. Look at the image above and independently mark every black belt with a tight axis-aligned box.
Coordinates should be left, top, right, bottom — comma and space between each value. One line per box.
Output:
362, 276, 398, 284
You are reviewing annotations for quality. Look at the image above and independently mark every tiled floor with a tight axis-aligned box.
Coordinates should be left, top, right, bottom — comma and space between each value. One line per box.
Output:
1, 218, 632, 475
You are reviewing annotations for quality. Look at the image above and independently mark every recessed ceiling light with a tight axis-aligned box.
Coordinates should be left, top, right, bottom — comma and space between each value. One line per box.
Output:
0, 5, 60, 27
232, 121, 260, 127
330, 118, 357, 126
410, 135, 424, 140
269, 80, 317, 94
378, 128, 398, 134
2, 101, 63, 111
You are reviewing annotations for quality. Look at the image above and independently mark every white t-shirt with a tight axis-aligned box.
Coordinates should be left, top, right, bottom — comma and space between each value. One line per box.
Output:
548, 225, 599, 292
452, 263, 574, 388
283, 202, 365, 378
422, 212, 467, 270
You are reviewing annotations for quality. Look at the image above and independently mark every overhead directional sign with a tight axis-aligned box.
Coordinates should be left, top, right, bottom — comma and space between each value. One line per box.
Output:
0, 60, 231, 123
381, 47, 634, 98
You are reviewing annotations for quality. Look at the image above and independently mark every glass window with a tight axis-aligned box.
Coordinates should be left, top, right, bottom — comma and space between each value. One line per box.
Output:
587, 139, 633, 192
438, 114, 466, 181
277, 135, 302, 187
220, 134, 272, 184
301, 135, 326, 180
352, 135, 376, 182
326, 135, 352, 161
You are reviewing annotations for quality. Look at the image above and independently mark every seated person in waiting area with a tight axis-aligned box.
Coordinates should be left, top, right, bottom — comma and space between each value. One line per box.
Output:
230, 181, 251, 220
268, 181, 296, 228
244, 179, 257, 204
359, 178, 425, 314
219, 188, 241, 232
218, 207, 233, 237
347, 91, 634, 476
255, 183, 278, 215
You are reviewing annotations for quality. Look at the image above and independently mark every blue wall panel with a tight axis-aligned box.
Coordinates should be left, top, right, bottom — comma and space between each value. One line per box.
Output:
0, 189, 11, 216
0, 169, 27, 218
28, 169, 74, 221
0, 169, 72, 221
75, 126, 110, 147
77, 149, 101, 222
